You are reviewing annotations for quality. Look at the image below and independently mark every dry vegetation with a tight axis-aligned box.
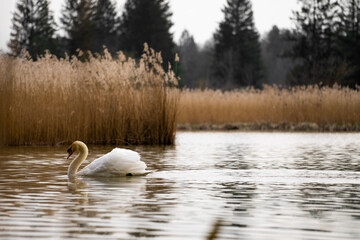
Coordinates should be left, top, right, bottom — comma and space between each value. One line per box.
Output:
178, 86, 360, 130
0, 45, 179, 146
1, 48, 360, 147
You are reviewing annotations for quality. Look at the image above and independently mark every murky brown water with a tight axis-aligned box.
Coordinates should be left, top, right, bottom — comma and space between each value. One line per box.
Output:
1, 132, 360, 239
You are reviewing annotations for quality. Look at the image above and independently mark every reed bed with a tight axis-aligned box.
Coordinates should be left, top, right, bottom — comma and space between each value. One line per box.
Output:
0, 46, 179, 146
178, 86, 360, 129
2, 50, 359, 147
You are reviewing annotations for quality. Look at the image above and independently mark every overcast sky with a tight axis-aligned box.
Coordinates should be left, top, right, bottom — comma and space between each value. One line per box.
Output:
0, 0, 299, 51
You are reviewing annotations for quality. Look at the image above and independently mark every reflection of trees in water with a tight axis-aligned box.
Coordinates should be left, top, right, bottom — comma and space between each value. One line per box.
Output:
288, 138, 360, 221
345, 185, 360, 220
294, 148, 328, 170
297, 183, 360, 220
297, 184, 335, 219
214, 144, 255, 170
292, 144, 360, 171
217, 181, 257, 218
213, 181, 257, 239
128, 177, 177, 238
128, 228, 159, 238
131, 178, 177, 218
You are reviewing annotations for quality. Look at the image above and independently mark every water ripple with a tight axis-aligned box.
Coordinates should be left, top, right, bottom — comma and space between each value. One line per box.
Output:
1, 132, 360, 239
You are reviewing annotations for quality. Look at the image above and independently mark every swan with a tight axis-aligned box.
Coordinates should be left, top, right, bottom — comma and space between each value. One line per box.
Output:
66, 140, 147, 178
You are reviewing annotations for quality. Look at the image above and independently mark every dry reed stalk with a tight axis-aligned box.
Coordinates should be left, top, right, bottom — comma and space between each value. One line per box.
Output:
0, 46, 179, 146
178, 86, 360, 126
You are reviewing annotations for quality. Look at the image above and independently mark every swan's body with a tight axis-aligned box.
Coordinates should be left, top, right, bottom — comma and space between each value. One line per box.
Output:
66, 141, 147, 178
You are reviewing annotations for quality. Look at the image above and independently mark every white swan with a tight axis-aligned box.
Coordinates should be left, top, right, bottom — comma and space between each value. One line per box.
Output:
66, 141, 147, 178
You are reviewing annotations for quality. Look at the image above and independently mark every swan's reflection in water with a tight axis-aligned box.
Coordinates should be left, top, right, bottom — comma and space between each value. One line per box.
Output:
67, 177, 89, 205
65, 175, 176, 238
67, 176, 148, 213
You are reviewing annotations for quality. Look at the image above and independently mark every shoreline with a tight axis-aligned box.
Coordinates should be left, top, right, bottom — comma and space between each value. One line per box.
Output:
2, 123, 359, 147
177, 122, 360, 132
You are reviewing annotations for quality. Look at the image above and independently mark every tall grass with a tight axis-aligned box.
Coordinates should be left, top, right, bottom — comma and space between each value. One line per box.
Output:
2, 50, 359, 147
0, 46, 179, 146
178, 86, 360, 127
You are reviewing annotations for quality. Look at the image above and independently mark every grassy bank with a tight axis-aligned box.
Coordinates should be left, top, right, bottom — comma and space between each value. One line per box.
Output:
178, 86, 360, 130
0, 47, 179, 146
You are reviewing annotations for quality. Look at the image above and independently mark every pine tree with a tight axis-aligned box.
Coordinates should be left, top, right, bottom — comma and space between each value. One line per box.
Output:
93, 0, 118, 54
212, 0, 263, 88
178, 30, 200, 88
119, 0, 175, 65
261, 26, 294, 86
8, 0, 35, 57
8, 0, 57, 59
338, 0, 360, 87
289, 0, 342, 85
178, 30, 214, 88
32, 0, 57, 57
61, 0, 95, 57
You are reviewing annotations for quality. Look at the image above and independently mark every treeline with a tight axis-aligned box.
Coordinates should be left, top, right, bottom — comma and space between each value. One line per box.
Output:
180, 0, 360, 88
8, 0, 175, 64
7, 0, 360, 89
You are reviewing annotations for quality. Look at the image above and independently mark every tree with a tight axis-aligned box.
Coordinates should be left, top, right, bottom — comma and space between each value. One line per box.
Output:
178, 30, 213, 88
8, 0, 58, 59
212, 0, 264, 89
261, 26, 294, 86
289, 0, 343, 86
338, 0, 360, 87
61, 0, 95, 57
118, 0, 175, 65
178, 30, 200, 88
9, 0, 57, 59
32, 0, 58, 57
93, 0, 118, 54
8, 0, 35, 57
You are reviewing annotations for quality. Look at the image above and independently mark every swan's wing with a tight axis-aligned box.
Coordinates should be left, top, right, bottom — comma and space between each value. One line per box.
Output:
78, 148, 147, 176
109, 148, 147, 175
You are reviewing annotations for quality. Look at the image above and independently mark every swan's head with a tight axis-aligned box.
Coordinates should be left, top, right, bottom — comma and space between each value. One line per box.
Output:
67, 140, 86, 159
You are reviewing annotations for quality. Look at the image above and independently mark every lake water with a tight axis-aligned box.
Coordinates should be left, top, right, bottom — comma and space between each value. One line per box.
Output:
1, 132, 360, 240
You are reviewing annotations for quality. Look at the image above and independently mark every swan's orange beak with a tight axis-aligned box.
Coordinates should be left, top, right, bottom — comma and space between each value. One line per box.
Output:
67, 147, 73, 159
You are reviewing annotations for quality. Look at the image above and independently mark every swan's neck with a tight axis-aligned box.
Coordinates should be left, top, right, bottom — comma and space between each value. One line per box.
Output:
68, 144, 88, 178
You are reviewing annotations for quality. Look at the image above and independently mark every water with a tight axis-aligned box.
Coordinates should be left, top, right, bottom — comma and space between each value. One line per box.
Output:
1, 132, 360, 240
